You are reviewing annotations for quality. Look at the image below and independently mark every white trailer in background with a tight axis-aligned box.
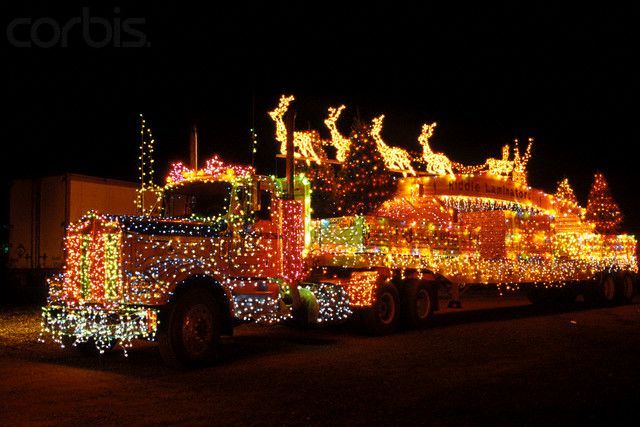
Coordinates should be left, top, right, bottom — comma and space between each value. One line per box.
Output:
7, 174, 138, 294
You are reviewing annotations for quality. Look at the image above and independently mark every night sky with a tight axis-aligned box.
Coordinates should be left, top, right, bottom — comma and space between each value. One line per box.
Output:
3, 2, 639, 235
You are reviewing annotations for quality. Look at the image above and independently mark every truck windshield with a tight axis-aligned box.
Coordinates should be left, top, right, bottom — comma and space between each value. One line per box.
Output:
165, 181, 232, 219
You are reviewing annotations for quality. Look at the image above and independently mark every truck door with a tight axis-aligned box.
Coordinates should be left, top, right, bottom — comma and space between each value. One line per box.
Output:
228, 180, 281, 278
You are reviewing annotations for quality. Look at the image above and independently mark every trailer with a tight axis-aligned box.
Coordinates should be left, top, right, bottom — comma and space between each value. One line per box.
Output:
7, 174, 138, 294
308, 173, 637, 332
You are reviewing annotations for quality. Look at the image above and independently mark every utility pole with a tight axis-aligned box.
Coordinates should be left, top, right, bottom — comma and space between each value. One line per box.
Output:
285, 109, 295, 199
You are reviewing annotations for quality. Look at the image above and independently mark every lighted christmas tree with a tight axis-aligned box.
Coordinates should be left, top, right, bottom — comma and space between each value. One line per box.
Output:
304, 162, 338, 218
586, 172, 622, 234
335, 120, 396, 215
555, 177, 578, 206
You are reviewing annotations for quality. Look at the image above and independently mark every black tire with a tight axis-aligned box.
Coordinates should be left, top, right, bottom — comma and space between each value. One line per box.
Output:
402, 279, 434, 328
616, 272, 635, 304
585, 273, 617, 305
362, 283, 401, 335
158, 287, 221, 367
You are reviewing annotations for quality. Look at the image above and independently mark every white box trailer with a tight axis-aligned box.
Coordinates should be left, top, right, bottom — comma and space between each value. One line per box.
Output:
7, 174, 138, 289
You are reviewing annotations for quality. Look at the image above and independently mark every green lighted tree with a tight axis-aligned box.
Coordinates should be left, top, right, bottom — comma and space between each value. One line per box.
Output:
586, 172, 622, 234
555, 177, 578, 206
335, 120, 397, 215
305, 162, 338, 218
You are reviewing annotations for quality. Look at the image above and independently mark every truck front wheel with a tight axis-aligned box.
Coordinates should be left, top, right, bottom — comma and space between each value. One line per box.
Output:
362, 284, 400, 335
158, 287, 221, 367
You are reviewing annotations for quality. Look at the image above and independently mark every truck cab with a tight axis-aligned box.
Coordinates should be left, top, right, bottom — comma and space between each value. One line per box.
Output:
42, 162, 338, 366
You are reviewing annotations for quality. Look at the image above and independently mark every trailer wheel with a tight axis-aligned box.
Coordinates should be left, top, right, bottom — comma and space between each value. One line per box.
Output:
616, 272, 635, 304
402, 279, 434, 328
362, 283, 400, 335
585, 273, 617, 305
158, 287, 221, 367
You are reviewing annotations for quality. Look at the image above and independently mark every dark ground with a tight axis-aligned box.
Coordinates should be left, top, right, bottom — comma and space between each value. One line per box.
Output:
2, 294, 640, 426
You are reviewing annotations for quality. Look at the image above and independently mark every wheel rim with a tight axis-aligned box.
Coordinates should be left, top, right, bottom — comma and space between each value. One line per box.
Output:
415, 288, 431, 319
603, 276, 616, 301
182, 304, 214, 357
376, 292, 396, 325
623, 276, 634, 299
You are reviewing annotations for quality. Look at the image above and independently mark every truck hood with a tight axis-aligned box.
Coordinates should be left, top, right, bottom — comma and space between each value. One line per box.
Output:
112, 215, 228, 238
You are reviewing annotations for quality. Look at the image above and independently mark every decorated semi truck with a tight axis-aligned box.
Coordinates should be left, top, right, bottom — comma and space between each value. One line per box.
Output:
41, 99, 638, 366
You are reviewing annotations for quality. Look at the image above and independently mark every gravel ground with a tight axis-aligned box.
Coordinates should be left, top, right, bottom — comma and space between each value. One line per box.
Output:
2, 296, 640, 426
0, 307, 43, 350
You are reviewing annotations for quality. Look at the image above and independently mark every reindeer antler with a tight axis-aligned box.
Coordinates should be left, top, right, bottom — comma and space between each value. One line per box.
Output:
268, 94, 295, 121
371, 115, 385, 139
326, 105, 346, 123
418, 122, 437, 146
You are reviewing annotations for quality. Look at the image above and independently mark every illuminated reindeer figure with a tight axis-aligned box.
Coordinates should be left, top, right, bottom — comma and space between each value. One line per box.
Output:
485, 144, 514, 177
418, 122, 454, 177
268, 95, 326, 164
324, 105, 350, 162
371, 115, 415, 177
511, 138, 533, 186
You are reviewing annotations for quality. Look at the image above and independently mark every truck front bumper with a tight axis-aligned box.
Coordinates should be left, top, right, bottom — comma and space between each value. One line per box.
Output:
41, 304, 158, 353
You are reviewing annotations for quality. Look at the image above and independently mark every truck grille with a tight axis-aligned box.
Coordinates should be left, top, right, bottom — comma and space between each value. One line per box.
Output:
63, 217, 123, 303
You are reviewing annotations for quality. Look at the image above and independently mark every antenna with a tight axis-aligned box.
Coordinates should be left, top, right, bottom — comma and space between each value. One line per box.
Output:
250, 93, 257, 168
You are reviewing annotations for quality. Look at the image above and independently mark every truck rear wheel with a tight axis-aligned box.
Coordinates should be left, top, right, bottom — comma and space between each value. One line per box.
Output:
362, 283, 400, 335
616, 272, 635, 304
402, 279, 434, 328
158, 287, 221, 367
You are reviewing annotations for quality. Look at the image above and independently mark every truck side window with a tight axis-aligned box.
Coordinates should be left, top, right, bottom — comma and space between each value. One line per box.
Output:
257, 190, 271, 220
235, 187, 248, 211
